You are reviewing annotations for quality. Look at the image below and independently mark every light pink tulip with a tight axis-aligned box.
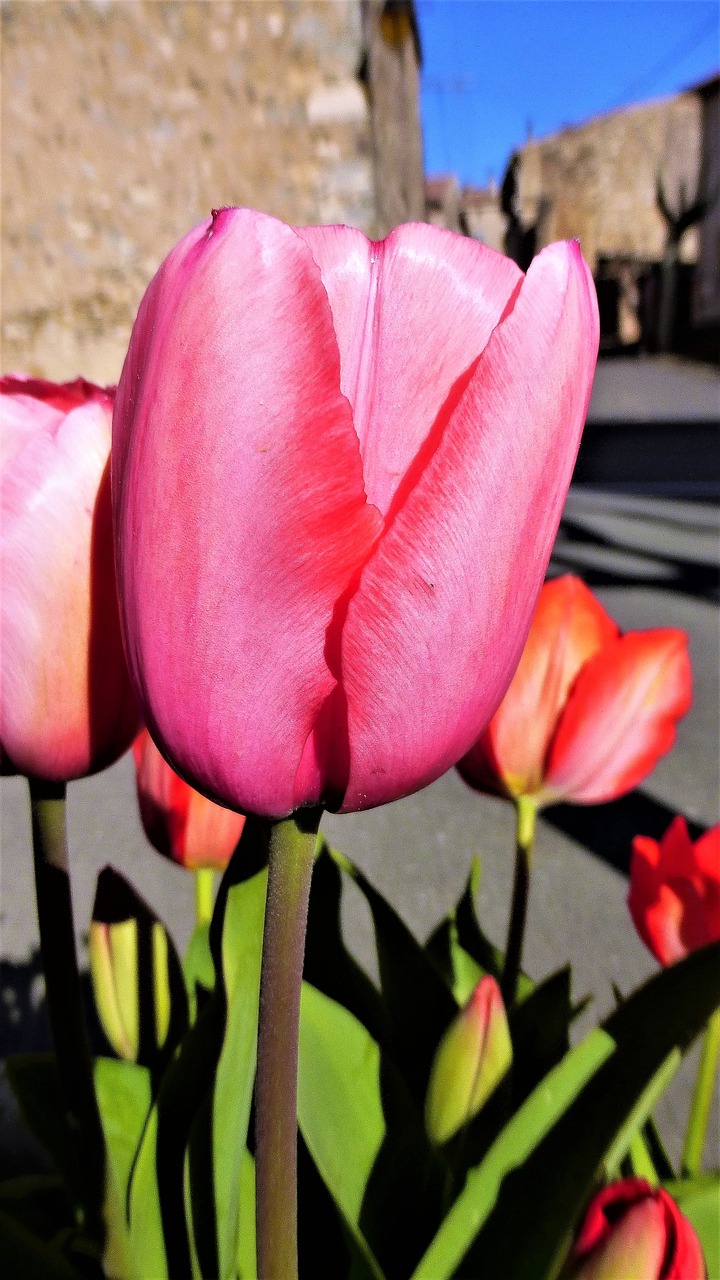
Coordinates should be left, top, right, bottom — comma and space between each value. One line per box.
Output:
1, 375, 140, 780
113, 209, 599, 818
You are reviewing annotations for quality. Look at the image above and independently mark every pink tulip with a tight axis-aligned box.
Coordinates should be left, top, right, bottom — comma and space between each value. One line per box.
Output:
113, 208, 598, 818
459, 575, 692, 806
1, 375, 140, 780
568, 1179, 705, 1279
133, 727, 245, 871
629, 815, 720, 965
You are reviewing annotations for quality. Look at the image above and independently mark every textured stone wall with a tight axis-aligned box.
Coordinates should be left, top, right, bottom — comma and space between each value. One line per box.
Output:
515, 92, 702, 273
2, 0, 377, 383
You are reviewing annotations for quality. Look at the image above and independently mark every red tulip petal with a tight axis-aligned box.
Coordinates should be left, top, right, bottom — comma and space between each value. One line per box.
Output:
630, 819, 720, 964
337, 241, 599, 811
543, 629, 692, 805
296, 223, 523, 515
183, 788, 245, 872
114, 209, 382, 818
695, 824, 720, 880
465, 575, 618, 797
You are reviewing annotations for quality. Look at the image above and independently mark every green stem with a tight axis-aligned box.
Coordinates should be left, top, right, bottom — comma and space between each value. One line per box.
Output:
682, 1006, 720, 1176
194, 867, 215, 929
29, 778, 105, 1241
501, 795, 537, 1009
255, 807, 322, 1280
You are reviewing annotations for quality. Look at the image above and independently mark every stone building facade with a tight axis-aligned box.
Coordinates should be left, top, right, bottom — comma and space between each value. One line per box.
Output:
513, 91, 702, 273
1, 0, 423, 384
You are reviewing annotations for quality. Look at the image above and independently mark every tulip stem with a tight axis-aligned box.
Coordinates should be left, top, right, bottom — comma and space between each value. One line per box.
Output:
682, 1006, 720, 1177
194, 867, 215, 929
255, 807, 322, 1280
501, 795, 537, 1008
29, 778, 105, 1241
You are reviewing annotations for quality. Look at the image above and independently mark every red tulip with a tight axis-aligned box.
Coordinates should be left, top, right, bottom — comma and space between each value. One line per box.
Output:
113, 208, 598, 818
1, 375, 140, 781
629, 816, 720, 965
133, 727, 245, 871
567, 1179, 705, 1279
459, 575, 691, 807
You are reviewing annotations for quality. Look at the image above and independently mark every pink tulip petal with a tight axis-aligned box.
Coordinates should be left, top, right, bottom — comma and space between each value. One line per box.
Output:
114, 208, 383, 818
463, 575, 618, 797
337, 241, 599, 811
1, 401, 137, 779
296, 223, 523, 514
543, 629, 692, 805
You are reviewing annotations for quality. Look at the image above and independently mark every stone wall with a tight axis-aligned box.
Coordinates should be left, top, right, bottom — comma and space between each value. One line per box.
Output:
1, 0, 397, 383
515, 92, 703, 273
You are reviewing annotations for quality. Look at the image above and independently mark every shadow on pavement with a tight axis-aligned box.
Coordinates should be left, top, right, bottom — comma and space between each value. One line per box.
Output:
545, 790, 707, 877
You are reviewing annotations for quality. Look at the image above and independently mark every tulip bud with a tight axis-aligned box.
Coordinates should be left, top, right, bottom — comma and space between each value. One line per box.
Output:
567, 1179, 706, 1280
425, 975, 512, 1145
89, 867, 188, 1067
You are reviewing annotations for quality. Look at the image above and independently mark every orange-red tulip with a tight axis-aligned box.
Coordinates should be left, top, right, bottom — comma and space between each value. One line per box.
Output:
1, 375, 140, 780
628, 815, 720, 965
458, 575, 692, 807
133, 727, 245, 871
567, 1179, 705, 1279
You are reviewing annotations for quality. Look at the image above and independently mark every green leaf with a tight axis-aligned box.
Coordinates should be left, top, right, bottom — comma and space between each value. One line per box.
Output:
413, 939, 720, 1280
94, 1058, 152, 1217
0, 1209, 88, 1280
127, 1106, 168, 1280
330, 848, 457, 1108
603, 1050, 680, 1180
90, 867, 188, 1072
5, 1055, 86, 1212
666, 1175, 720, 1279
183, 922, 215, 1019
509, 967, 578, 1106
411, 1026, 616, 1280
297, 982, 386, 1280
94, 1057, 152, 1280
304, 843, 388, 1046
237, 1150, 257, 1280
212, 864, 268, 1280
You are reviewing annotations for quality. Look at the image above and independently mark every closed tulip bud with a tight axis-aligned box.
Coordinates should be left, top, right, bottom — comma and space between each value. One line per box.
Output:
425, 975, 512, 1145
629, 816, 720, 965
113, 209, 598, 818
133, 727, 245, 872
459, 575, 691, 808
567, 1179, 705, 1280
89, 867, 188, 1066
1, 375, 140, 780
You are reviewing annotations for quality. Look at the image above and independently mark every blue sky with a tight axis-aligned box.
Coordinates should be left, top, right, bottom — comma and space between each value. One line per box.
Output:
416, 1, 719, 186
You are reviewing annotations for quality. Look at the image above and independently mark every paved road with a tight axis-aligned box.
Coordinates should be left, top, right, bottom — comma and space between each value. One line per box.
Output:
1, 483, 719, 1169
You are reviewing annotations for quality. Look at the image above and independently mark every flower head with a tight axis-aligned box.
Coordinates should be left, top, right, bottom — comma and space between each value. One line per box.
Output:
1, 375, 140, 780
113, 210, 598, 817
133, 727, 245, 871
459, 575, 691, 807
567, 1179, 705, 1279
629, 815, 720, 965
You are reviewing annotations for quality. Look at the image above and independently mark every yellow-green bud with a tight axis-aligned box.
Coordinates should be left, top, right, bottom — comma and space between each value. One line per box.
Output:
425, 975, 512, 1145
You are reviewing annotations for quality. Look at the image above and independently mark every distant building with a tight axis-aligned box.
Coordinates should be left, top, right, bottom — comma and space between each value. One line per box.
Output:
2, 0, 423, 383
692, 73, 720, 337
426, 81, 718, 358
